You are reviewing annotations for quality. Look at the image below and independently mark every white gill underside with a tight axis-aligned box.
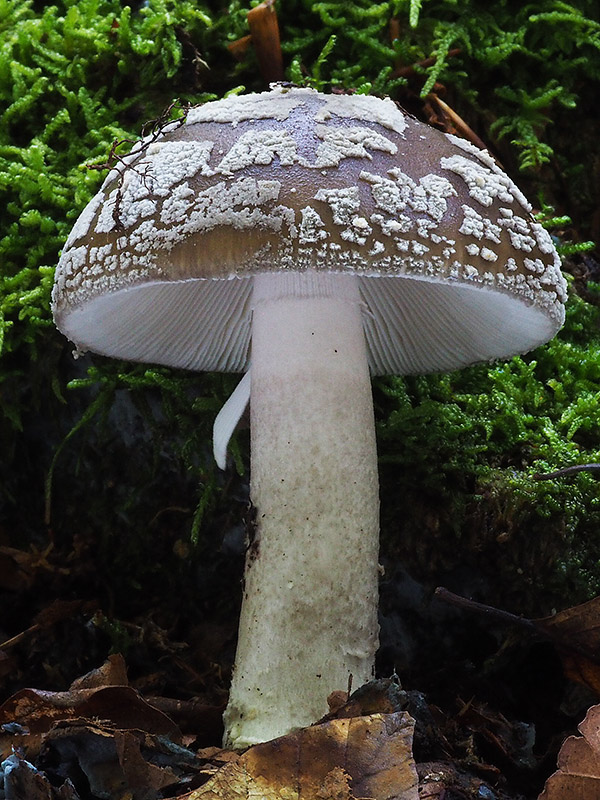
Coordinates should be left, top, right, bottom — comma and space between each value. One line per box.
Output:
222, 271, 380, 749
60, 272, 557, 377
71, 272, 556, 469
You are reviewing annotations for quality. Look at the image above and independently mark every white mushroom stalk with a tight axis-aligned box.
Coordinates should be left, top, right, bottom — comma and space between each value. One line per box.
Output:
51, 86, 567, 752
223, 270, 379, 748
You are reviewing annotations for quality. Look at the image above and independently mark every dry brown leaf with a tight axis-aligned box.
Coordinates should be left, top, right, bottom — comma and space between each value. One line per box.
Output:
539, 704, 600, 798
0, 751, 74, 800
417, 761, 501, 799
0, 655, 182, 760
40, 719, 196, 799
536, 596, 600, 659
321, 678, 406, 722
70, 652, 129, 689
438, 589, 600, 697
246, 0, 284, 83
536, 597, 600, 696
178, 712, 418, 800
559, 651, 600, 697
0, 685, 180, 737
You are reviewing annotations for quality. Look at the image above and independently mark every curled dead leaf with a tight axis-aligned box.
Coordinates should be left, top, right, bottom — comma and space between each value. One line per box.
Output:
179, 711, 418, 800
69, 652, 128, 689
535, 597, 600, 696
536, 596, 600, 661
38, 720, 198, 799
0, 655, 181, 761
539, 703, 600, 799
436, 588, 600, 698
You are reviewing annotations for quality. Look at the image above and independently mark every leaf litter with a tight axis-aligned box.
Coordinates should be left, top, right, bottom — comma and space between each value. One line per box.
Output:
6, 584, 600, 797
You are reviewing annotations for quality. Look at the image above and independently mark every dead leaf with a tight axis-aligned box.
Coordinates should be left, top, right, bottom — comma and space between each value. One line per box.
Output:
1, 665, 417, 800
536, 597, 600, 696
0, 655, 182, 760
436, 588, 600, 697
0, 685, 180, 740
536, 597, 600, 660
321, 678, 407, 723
70, 652, 128, 689
246, 0, 284, 83
539, 703, 600, 799
179, 712, 418, 800
39, 719, 198, 800
558, 651, 600, 697
0, 751, 81, 800
417, 761, 501, 800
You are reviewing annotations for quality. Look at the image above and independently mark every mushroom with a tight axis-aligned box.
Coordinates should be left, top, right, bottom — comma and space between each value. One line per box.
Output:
52, 86, 567, 749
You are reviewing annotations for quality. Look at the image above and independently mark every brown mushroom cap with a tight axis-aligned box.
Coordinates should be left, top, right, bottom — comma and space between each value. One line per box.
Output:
52, 86, 566, 375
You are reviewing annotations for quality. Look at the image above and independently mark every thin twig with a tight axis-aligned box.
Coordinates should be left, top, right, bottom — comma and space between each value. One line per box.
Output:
534, 463, 600, 480
86, 101, 190, 231
0, 624, 40, 650
392, 48, 462, 79
434, 587, 536, 632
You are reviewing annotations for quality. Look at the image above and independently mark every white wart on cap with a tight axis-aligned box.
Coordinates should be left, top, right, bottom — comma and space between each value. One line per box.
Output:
52, 86, 566, 376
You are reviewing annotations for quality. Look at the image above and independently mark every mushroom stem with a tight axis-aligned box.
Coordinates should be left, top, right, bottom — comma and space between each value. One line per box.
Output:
223, 270, 380, 749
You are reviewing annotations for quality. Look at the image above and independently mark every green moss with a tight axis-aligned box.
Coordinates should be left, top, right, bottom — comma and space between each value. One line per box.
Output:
375, 281, 600, 609
1, 0, 600, 614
